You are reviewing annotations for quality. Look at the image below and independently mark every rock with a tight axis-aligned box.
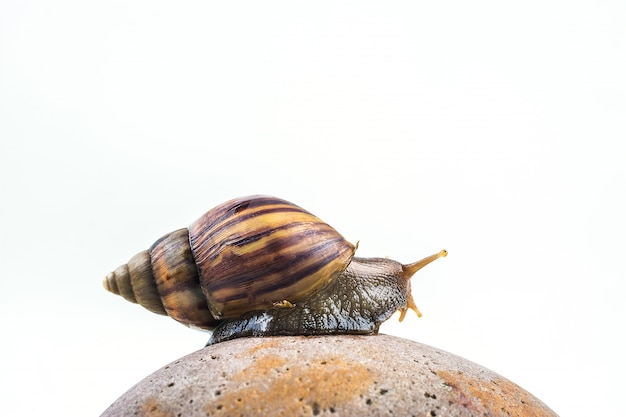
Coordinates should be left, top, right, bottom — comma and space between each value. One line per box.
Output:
101, 334, 558, 417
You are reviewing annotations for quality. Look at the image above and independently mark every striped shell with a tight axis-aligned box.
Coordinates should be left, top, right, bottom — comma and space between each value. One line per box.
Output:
103, 195, 356, 330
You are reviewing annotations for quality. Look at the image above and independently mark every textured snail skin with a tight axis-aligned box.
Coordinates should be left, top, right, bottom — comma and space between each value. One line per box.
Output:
206, 257, 413, 345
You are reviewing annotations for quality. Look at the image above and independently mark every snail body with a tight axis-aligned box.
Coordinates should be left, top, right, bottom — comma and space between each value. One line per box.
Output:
103, 195, 446, 344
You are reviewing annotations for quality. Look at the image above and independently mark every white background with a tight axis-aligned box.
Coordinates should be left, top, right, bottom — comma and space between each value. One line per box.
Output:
1, 1, 624, 416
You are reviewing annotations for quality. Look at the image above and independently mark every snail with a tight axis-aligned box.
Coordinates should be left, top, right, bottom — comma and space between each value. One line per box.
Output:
103, 195, 447, 345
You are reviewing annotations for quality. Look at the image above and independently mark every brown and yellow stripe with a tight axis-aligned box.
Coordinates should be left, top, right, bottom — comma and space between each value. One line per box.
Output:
188, 196, 355, 319
149, 228, 219, 329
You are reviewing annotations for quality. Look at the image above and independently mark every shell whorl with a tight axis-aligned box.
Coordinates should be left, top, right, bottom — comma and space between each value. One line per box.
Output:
103, 250, 166, 315
189, 195, 356, 319
103, 228, 219, 330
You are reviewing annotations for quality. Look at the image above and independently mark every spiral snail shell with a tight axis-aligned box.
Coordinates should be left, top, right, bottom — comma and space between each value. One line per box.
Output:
103, 195, 446, 344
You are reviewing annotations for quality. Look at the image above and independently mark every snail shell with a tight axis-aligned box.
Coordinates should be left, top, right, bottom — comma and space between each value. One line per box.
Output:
103, 195, 356, 330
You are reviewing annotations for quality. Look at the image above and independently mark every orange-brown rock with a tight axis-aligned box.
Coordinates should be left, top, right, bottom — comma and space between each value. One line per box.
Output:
101, 334, 558, 417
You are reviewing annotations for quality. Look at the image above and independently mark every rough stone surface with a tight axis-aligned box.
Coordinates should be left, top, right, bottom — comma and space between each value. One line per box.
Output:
101, 334, 558, 417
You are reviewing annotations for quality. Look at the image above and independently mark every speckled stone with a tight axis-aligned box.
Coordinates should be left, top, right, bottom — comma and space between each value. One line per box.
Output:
101, 334, 558, 417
